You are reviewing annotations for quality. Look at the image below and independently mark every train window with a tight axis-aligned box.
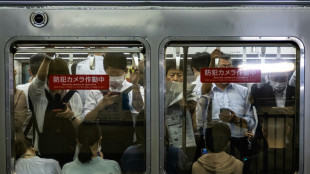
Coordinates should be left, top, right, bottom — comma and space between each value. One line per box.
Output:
164, 44, 299, 174
12, 42, 147, 173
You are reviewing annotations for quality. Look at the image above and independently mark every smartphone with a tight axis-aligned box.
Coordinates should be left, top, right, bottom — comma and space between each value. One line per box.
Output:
101, 90, 120, 96
52, 109, 64, 112
220, 108, 231, 115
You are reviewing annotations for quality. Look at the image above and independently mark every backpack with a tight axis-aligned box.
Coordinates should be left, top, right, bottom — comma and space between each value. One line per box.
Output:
27, 90, 77, 167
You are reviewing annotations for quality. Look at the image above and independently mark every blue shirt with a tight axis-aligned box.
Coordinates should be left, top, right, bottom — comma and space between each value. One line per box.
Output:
209, 83, 255, 138
62, 157, 121, 174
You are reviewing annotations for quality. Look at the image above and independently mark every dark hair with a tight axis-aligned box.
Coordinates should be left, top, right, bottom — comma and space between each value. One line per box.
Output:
190, 52, 211, 73
103, 53, 127, 71
48, 58, 70, 78
166, 59, 184, 76
71, 62, 78, 75
77, 121, 102, 163
205, 122, 231, 153
15, 139, 32, 159
29, 54, 45, 76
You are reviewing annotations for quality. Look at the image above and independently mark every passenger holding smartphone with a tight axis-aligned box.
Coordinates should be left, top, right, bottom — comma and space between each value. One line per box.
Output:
28, 54, 83, 167
84, 53, 144, 164
200, 49, 256, 160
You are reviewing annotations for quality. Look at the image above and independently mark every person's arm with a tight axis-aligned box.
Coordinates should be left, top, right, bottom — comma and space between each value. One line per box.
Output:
130, 69, 144, 112
84, 91, 118, 121
37, 55, 52, 82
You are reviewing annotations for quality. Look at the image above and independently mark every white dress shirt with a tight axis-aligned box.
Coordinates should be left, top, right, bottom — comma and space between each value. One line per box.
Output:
208, 83, 255, 138
83, 79, 144, 117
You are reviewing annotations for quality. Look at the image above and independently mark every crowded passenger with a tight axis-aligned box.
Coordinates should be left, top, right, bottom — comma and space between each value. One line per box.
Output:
120, 59, 146, 174
62, 121, 121, 174
165, 59, 198, 173
75, 53, 105, 106
84, 52, 144, 163
28, 54, 83, 167
200, 49, 256, 160
14, 70, 28, 141
14, 139, 61, 174
192, 122, 243, 174
16, 54, 44, 142
190, 52, 211, 100
250, 70, 296, 173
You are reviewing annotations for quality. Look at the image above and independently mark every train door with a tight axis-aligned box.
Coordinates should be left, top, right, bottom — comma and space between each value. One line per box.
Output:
161, 38, 303, 174
9, 39, 150, 173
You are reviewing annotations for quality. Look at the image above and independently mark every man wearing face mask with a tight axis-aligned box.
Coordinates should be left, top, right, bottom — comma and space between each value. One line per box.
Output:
250, 70, 295, 173
200, 49, 255, 160
84, 53, 144, 163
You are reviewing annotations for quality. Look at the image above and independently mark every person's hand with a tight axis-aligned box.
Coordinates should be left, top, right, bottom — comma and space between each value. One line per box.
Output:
245, 131, 254, 140
219, 109, 235, 122
97, 91, 119, 110
209, 49, 224, 68
201, 83, 212, 95
129, 67, 141, 85
55, 104, 74, 119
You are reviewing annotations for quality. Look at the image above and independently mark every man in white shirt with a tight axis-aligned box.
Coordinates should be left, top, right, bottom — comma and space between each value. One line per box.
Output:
84, 52, 144, 162
200, 49, 255, 160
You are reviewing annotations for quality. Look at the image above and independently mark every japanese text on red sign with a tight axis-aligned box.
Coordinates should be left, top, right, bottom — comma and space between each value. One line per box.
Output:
200, 68, 261, 83
49, 75, 109, 90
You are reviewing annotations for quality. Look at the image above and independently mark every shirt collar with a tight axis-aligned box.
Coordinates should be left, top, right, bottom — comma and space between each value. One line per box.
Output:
211, 83, 233, 92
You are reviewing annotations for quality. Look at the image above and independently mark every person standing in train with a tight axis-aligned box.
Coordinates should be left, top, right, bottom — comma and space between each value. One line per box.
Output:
192, 122, 243, 174
14, 139, 61, 174
28, 55, 83, 167
62, 121, 121, 174
16, 54, 44, 142
250, 70, 296, 174
84, 52, 144, 163
190, 52, 211, 101
201, 49, 256, 160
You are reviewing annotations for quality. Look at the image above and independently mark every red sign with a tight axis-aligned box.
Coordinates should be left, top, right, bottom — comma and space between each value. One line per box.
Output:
49, 75, 109, 90
200, 68, 261, 83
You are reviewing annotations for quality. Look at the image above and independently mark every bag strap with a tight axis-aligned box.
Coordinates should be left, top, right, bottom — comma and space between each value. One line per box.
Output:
24, 95, 40, 145
62, 90, 77, 103
44, 89, 77, 104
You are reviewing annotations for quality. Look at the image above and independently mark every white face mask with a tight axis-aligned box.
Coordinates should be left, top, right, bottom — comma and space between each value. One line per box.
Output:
109, 76, 124, 89
270, 79, 287, 92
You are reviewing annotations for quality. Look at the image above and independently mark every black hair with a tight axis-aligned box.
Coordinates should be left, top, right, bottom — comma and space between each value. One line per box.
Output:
15, 139, 32, 159
165, 59, 184, 76
29, 54, 45, 76
47, 58, 70, 78
103, 53, 127, 71
205, 122, 231, 153
77, 121, 102, 163
190, 52, 211, 73
71, 62, 78, 75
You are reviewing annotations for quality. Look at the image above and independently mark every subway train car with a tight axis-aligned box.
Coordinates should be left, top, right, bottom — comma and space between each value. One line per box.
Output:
0, 1, 309, 173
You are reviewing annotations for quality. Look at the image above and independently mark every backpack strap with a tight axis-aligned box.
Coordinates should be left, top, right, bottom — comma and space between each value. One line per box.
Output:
44, 89, 77, 104
62, 90, 77, 103
25, 95, 41, 145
